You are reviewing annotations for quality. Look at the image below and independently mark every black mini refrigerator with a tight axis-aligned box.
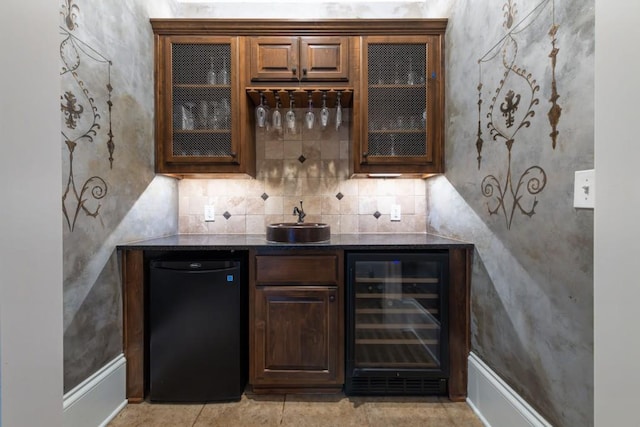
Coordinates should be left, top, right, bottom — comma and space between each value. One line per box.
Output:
149, 259, 246, 402
345, 251, 449, 395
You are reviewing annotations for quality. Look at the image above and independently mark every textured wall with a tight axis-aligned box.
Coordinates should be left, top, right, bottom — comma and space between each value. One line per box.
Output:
429, 0, 594, 426
60, 0, 178, 392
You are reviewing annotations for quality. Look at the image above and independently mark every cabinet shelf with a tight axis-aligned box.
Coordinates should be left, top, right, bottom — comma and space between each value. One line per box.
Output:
174, 84, 232, 89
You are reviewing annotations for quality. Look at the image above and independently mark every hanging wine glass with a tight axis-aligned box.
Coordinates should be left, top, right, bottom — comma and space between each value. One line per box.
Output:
319, 91, 330, 130
272, 92, 282, 133
285, 92, 296, 134
255, 91, 268, 128
335, 91, 343, 131
304, 91, 315, 130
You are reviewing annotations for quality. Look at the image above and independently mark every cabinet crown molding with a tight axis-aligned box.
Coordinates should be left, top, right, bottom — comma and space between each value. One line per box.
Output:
150, 19, 448, 36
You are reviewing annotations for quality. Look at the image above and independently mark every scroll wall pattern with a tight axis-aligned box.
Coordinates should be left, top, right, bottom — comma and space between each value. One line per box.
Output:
476, 0, 561, 229
60, 0, 114, 231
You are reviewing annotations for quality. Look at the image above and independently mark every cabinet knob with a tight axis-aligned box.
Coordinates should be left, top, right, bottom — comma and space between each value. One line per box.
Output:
230, 152, 237, 158
292, 67, 297, 75
329, 295, 336, 302
302, 68, 307, 76
362, 152, 368, 163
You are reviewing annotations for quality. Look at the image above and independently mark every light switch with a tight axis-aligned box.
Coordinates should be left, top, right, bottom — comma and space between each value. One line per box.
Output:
204, 204, 215, 222
573, 169, 595, 209
390, 204, 401, 221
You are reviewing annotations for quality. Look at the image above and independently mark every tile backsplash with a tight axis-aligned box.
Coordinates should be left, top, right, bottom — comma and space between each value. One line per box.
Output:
179, 109, 427, 234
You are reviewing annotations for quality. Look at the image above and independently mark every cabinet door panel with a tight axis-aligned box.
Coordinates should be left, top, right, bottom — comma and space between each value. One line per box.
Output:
299, 37, 349, 81
250, 37, 299, 81
354, 35, 444, 176
253, 286, 342, 385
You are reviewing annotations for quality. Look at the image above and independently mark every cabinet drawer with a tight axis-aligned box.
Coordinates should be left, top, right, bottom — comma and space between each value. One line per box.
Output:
255, 255, 339, 284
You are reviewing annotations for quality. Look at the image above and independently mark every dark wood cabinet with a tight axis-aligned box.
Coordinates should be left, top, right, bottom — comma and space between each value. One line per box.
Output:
249, 36, 349, 82
151, 30, 255, 178
249, 250, 344, 393
352, 32, 446, 177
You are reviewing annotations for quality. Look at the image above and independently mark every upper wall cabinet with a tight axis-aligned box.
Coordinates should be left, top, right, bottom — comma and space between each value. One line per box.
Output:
352, 34, 445, 177
249, 36, 349, 82
152, 33, 254, 178
150, 19, 446, 178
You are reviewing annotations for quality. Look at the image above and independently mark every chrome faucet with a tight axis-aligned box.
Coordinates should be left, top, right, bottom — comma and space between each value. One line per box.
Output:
293, 200, 306, 223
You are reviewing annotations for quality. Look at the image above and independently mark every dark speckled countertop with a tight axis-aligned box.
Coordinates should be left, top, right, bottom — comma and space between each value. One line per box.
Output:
117, 233, 473, 250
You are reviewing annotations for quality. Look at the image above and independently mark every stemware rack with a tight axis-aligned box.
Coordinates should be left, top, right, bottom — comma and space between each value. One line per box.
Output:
246, 88, 353, 109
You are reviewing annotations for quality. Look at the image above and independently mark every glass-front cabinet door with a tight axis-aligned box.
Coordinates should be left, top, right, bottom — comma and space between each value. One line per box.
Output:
346, 252, 449, 395
356, 35, 444, 176
155, 35, 252, 177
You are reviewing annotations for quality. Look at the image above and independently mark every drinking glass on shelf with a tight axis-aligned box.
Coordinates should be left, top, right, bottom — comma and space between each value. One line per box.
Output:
206, 57, 217, 85
407, 57, 416, 85
196, 100, 209, 129
218, 58, 229, 85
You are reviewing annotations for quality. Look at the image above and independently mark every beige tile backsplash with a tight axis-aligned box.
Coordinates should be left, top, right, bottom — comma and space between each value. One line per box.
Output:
178, 109, 427, 234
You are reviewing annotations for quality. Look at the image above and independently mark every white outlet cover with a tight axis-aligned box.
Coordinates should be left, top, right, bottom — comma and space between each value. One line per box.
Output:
390, 204, 401, 221
204, 204, 215, 221
573, 169, 595, 209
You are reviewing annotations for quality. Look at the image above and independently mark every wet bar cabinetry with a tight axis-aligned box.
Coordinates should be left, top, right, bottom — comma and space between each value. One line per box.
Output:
151, 20, 446, 178
118, 236, 470, 402
249, 249, 344, 393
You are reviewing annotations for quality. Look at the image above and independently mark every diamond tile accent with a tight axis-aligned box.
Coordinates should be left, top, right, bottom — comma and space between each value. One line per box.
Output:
223, 211, 231, 220
336, 192, 344, 200
298, 155, 306, 163
261, 192, 269, 201
373, 211, 381, 219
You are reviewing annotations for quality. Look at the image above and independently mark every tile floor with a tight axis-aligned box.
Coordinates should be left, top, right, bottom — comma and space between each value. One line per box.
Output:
108, 392, 484, 427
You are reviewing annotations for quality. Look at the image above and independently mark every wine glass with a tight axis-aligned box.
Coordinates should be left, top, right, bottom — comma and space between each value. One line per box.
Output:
304, 92, 315, 130
272, 93, 282, 133
255, 92, 268, 128
335, 91, 342, 131
319, 91, 330, 130
285, 94, 296, 134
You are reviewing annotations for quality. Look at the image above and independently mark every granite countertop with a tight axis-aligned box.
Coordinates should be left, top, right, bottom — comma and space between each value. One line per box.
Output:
117, 233, 473, 250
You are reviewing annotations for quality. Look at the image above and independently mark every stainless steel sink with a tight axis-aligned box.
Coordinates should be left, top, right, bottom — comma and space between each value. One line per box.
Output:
266, 222, 331, 243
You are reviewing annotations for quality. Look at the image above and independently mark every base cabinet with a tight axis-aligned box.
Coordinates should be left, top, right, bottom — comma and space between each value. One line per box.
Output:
249, 250, 344, 393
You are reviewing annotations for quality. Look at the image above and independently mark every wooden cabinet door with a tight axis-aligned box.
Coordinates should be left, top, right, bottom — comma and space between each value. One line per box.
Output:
353, 35, 444, 176
299, 37, 349, 81
250, 36, 349, 82
250, 36, 300, 81
252, 286, 343, 387
154, 34, 255, 177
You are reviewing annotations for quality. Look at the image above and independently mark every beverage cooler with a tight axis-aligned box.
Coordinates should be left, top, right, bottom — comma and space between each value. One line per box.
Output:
345, 252, 449, 395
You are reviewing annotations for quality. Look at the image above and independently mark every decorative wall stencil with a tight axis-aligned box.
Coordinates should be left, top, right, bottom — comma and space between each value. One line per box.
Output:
60, 0, 114, 231
476, 0, 560, 230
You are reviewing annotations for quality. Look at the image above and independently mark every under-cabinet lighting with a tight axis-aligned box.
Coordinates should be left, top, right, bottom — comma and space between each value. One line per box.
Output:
367, 173, 402, 178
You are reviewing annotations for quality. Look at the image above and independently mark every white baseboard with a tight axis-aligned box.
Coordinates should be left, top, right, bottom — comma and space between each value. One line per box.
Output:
467, 352, 552, 427
63, 354, 127, 427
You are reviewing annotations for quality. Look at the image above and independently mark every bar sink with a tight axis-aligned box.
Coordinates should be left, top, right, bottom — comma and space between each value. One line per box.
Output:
266, 223, 331, 243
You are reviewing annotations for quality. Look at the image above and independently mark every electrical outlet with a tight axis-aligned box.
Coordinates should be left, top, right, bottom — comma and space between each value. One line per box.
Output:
390, 204, 401, 221
204, 204, 215, 222
573, 169, 595, 209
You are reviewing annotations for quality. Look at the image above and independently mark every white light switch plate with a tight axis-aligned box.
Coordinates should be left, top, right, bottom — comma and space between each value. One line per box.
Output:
390, 204, 401, 221
204, 204, 215, 221
573, 169, 595, 209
